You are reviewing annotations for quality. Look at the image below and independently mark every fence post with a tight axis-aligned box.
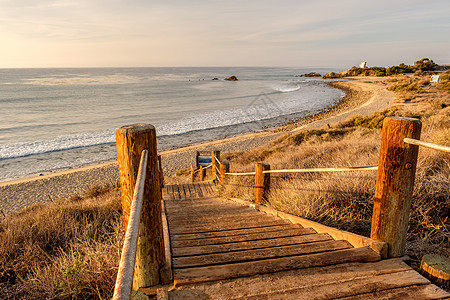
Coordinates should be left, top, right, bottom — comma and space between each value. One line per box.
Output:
220, 162, 229, 184
158, 155, 164, 188
371, 117, 421, 258
191, 166, 195, 183
195, 151, 200, 169
211, 150, 221, 182
199, 165, 204, 181
255, 163, 270, 204
115, 124, 165, 288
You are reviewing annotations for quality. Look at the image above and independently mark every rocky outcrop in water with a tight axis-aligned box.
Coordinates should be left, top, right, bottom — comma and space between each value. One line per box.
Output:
224, 76, 238, 81
296, 72, 321, 77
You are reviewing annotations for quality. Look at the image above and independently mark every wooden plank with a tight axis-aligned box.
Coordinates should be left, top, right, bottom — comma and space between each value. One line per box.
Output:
167, 209, 258, 221
172, 232, 332, 257
169, 218, 289, 235
170, 224, 298, 241
186, 184, 194, 198
173, 240, 352, 268
195, 183, 204, 198
188, 183, 199, 198
205, 181, 214, 194
173, 185, 181, 200
166, 204, 272, 215
162, 185, 172, 200
173, 246, 381, 286
169, 258, 413, 299
181, 184, 189, 199
340, 284, 450, 300
199, 182, 209, 196
167, 212, 282, 227
232, 270, 435, 299
171, 226, 311, 247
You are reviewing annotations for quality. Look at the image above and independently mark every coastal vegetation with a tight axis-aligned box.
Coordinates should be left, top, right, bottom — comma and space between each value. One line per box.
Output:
325, 58, 444, 78
0, 186, 123, 299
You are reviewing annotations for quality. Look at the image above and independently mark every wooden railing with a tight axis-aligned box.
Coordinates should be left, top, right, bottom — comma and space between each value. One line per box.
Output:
113, 150, 148, 299
113, 124, 168, 299
215, 117, 449, 258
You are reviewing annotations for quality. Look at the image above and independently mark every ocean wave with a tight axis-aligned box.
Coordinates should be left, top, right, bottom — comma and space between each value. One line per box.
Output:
271, 83, 301, 93
0, 131, 115, 159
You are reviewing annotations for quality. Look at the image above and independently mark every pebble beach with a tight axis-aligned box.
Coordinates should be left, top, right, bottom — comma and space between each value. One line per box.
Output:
0, 78, 395, 215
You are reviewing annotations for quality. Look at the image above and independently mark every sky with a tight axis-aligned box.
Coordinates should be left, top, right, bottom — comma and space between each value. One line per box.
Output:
0, 0, 449, 68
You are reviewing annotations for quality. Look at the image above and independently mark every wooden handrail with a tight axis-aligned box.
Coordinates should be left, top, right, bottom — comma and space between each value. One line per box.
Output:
113, 150, 148, 300
404, 138, 450, 153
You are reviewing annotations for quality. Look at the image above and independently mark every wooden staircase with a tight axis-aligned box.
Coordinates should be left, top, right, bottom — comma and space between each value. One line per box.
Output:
160, 182, 449, 299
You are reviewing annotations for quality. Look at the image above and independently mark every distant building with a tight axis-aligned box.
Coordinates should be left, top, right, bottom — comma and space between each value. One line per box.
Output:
359, 61, 367, 68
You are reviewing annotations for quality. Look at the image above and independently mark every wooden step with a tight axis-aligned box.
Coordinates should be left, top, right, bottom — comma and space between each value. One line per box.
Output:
171, 226, 308, 247
167, 213, 284, 227
173, 246, 381, 286
173, 240, 353, 268
172, 232, 331, 257
169, 218, 289, 235
170, 224, 299, 241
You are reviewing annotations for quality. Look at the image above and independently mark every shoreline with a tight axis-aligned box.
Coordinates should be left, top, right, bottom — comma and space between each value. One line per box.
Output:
0, 77, 396, 215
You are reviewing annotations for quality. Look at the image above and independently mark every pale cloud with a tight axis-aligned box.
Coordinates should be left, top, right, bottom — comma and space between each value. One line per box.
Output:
0, 0, 449, 67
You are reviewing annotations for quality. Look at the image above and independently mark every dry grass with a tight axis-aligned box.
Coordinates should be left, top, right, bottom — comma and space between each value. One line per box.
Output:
219, 75, 449, 281
0, 186, 123, 299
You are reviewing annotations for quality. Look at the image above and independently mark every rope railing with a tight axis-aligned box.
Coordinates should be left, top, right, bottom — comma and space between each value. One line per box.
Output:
404, 138, 450, 153
113, 149, 148, 300
192, 164, 212, 174
225, 165, 378, 176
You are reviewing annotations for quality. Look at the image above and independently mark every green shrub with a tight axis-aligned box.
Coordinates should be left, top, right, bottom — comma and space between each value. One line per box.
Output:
414, 58, 437, 72
386, 63, 414, 75
352, 109, 397, 129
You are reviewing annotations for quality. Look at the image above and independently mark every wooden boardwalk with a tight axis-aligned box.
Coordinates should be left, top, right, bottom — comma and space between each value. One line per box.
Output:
160, 182, 449, 299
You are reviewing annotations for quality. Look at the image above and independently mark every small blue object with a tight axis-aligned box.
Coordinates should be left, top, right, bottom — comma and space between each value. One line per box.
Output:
430, 75, 440, 83
198, 156, 212, 166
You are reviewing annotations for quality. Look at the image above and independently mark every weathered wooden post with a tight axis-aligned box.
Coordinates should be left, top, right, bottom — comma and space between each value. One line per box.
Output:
211, 150, 221, 182
195, 151, 200, 168
158, 155, 164, 188
220, 162, 230, 184
199, 165, 204, 181
255, 163, 270, 204
191, 166, 195, 183
371, 117, 421, 258
115, 124, 164, 288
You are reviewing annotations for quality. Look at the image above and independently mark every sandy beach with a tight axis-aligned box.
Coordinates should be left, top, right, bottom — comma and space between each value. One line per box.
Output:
0, 77, 395, 215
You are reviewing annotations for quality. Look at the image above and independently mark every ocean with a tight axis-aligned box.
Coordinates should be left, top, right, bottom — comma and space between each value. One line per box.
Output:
0, 67, 344, 182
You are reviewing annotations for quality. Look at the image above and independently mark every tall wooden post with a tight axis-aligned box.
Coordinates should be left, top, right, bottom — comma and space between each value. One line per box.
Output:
371, 117, 421, 258
158, 155, 164, 188
116, 124, 164, 288
199, 165, 204, 181
220, 162, 230, 184
211, 150, 221, 182
255, 163, 270, 204
191, 166, 195, 183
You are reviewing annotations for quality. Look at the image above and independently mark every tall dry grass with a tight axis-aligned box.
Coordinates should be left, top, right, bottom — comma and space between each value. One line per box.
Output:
220, 109, 449, 271
0, 186, 123, 299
